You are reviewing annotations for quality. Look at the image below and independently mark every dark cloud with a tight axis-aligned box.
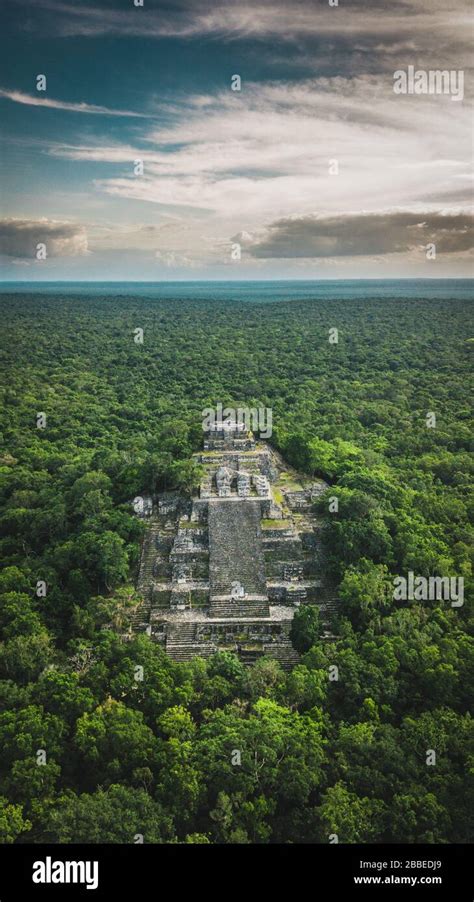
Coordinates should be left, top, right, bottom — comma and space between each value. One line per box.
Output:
0, 219, 88, 259
10, 0, 471, 39
5, 1, 471, 88
237, 211, 474, 258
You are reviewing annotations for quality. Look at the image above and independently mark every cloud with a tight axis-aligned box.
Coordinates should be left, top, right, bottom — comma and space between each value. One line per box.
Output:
17, 0, 473, 58
0, 219, 89, 259
0, 88, 146, 117
236, 210, 474, 258
59, 75, 470, 227
3, 1, 472, 277
78, 220, 213, 267
155, 250, 200, 269
35, 68, 472, 275
12, 0, 473, 89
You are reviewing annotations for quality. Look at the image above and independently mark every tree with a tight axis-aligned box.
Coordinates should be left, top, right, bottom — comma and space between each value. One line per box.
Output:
74, 699, 159, 786
0, 796, 31, 843
73, 531, 129, 591
290, 605, 320, 654
43, 785, 175, 843
170, 459, 204, 496
0, 706, 65, 772
390, 791, 450, 843
318, 488, 393, 574
31, 671, 96, 722
339, 559, 392, 628
157, 705, 196, 742
317, 781, 386, 843
245, 657, 284, 699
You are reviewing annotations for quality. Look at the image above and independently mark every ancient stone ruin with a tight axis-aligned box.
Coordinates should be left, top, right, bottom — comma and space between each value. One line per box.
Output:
128, 426, 337, 668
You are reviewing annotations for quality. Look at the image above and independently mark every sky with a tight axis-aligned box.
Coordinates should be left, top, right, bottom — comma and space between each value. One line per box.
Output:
0, 0, 472, 281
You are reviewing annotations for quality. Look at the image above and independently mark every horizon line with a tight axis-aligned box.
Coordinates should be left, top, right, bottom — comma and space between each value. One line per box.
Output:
0, 277, 473, 285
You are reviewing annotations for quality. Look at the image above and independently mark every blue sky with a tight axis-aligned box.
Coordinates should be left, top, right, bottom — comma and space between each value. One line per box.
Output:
0, 0, 472, 280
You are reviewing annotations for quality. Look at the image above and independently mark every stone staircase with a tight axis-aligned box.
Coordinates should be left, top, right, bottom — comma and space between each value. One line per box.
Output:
321, 579, 339, 618
264, 642, 300, 670
134, 518, 178, 628
136, 523, 161, 601
238, 649, 261, 665
208, 597, 269, 617
208, 499, 269, 618
128, 600, 152, 633
166, 622, 217, 661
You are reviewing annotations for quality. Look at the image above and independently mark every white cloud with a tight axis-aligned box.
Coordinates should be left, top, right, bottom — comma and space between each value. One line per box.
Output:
60, 76, 468, 222
0, 88, 147, 117
41, 72, 473, 270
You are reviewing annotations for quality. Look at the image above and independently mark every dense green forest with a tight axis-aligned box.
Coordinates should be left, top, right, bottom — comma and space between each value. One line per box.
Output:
0, 290, 472, 844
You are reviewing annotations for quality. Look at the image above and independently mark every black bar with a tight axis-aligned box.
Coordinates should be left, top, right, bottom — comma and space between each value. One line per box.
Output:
0, 843, 470, 900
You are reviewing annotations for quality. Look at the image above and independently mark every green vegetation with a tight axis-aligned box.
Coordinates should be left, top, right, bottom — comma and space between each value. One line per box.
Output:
0, 290, 472, 844
290, 605, 321, 654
